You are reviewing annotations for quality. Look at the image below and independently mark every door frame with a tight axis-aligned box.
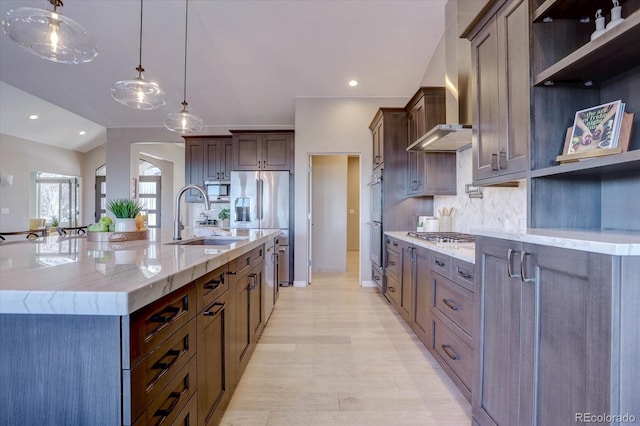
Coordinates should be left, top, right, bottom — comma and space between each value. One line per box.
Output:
306, 153, 361, 285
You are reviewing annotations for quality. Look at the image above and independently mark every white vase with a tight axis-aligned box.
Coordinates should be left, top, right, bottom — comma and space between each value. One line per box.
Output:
114, 218, 137, 232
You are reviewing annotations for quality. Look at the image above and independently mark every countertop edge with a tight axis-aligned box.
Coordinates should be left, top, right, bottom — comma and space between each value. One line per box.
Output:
0, 230, 281, 316
472, 228, 640, 256
384, 231, 476, 264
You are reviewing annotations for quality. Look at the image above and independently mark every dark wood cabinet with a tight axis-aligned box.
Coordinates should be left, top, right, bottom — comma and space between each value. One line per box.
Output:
398, 239, 414, 324
184, 136, 233, 202
527, 0, 640, 232
231, 245, 265, 379
231, 131, 293, 171
204, 138, 233, 181
185, 138, 206, 202
474, 236, 640, 426
405, 87, 455, 196
371, 117, 384, 169
411, 245, 432, 347
466, 0, 530, 185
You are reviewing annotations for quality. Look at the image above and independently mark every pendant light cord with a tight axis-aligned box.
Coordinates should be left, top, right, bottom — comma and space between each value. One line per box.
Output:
182, 0, 190, 105
136, 0, 145, 74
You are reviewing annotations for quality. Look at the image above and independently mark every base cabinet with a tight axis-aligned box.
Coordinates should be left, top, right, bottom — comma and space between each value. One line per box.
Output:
411, 246, 432, 347
0, 243, 274, 426
474, 236, 639, 426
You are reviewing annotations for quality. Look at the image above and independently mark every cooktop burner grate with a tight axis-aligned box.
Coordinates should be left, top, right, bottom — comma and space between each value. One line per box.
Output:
407, 232, 476, 244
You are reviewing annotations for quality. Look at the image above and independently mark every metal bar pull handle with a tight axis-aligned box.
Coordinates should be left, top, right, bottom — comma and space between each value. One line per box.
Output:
202, 273, 224, 292
248, 273, 257, 290
491, 153, 499, 171
441, 344, 459, 360
520, 251, 535, 282
256, 179, 261, 220
507, 248, 519, 278
203, 302, 225, 317
443, 299, 460, 311
259, 179, 265, 220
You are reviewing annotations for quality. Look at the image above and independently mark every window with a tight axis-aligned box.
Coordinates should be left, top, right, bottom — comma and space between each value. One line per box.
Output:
35, 172, 79, 227
95, 160, 162, 228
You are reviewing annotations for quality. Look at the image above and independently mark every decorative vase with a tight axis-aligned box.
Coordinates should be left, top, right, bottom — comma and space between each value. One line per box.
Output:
606, 0, 624, 31
590, 9, 606, 41
114, 218, 137, 232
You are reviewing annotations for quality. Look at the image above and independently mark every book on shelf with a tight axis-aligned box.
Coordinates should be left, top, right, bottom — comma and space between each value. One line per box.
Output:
566, 100, 625, 156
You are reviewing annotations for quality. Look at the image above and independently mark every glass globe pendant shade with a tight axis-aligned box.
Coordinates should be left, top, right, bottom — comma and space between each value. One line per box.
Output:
1, 2, 98, 64
111, 67, 167, 110
164, 102, 204, 134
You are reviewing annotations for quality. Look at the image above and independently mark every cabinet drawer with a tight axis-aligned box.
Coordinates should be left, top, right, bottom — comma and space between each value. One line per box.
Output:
453, 258, 475, 292
130, 318, 197, 422
433, 273, 474, 337
386, 247, 401, 279
385, 274, 401, 307
386, 237, 401, 252
140, 355, 197, 426
172, 392, 198, 426
196, 264, 229, 312
230, 245, 264, 278
130, 284, 196, 366
431, 252, 451, 279
371, 267, 383, 289
433, 315, 473, 392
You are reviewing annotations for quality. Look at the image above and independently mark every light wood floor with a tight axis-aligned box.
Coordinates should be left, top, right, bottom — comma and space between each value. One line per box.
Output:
220, 251, 472, 425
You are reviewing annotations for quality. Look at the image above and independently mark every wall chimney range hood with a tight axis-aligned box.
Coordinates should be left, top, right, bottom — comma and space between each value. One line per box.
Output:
406, 124, 472, 152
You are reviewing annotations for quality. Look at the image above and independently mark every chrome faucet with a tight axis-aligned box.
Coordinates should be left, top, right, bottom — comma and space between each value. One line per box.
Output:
174, 184, 210, 240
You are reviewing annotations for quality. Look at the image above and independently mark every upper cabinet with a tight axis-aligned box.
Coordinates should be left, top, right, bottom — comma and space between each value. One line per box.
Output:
231, 131, 294, 171
528, 0, 640, 231
405, 87, 456, 196
204, 138, 234, 181
466, 0, 530, 185
184, 136, 233, 202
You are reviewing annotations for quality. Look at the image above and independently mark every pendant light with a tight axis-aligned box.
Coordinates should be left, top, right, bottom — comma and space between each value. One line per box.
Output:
111, 0, 166, 110
1, 0, 97, 64
164, 0, 203, 133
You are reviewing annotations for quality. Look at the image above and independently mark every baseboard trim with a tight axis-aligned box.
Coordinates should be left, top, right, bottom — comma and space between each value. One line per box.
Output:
293, 280, 307, 288
361, 280, 377, 288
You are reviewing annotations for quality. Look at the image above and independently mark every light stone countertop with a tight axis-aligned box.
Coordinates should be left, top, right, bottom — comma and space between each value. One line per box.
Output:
472, 228, 640, 256
384, 231, 476, 264
0, 227, 281, 316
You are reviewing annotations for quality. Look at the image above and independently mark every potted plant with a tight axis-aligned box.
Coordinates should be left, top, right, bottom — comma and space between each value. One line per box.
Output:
48, 216, 59, 234
106, 198, 144, 232
218, 208, 230, 228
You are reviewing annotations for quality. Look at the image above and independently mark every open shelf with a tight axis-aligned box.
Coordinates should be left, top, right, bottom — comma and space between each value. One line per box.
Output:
533, 0, 608, 22
533, 9, 640, 85
530, 149, 640, 178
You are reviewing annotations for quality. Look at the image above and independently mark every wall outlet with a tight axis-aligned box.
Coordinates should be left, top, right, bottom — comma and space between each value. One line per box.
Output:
0, 208, 9, 215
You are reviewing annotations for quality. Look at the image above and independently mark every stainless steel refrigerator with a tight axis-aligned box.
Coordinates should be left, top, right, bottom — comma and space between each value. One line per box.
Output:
230, 171, 290, 286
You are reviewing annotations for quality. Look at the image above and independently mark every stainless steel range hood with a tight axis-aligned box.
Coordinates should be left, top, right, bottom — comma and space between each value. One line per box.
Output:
406, 124, 471, 152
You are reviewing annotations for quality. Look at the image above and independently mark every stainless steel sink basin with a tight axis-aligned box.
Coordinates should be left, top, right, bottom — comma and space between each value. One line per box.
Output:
167, 236, 249, 246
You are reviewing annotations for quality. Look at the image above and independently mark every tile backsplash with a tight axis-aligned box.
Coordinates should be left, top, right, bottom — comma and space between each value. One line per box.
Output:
432, 147, 527, 233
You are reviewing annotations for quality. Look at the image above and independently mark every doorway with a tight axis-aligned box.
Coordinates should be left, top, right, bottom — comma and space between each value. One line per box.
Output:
308, 154, 360, 283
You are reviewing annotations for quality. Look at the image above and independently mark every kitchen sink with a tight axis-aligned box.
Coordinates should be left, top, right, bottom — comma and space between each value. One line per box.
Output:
167, 236, 249, 246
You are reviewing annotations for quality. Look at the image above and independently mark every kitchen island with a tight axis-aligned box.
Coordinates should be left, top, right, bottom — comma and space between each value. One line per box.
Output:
0, 227, 281, 426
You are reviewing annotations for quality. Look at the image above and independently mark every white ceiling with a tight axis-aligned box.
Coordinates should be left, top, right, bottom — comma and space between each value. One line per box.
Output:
0, 0, 447, 153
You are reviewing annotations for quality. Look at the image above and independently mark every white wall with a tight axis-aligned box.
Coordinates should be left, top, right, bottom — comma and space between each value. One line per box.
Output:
311, 155, 348, 273
0, 134, 84, 231
293, 97, 408, 286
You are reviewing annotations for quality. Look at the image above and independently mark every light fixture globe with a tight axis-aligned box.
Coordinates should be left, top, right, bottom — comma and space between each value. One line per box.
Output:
111, 66, 167, 110
1, 1, 97, 64
164, 102, 203, 134
111, 0, 166, 110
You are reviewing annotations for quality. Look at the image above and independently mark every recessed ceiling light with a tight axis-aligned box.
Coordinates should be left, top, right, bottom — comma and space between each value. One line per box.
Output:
28, 114, 38, 120
79, 131, 86, 135
348, 80, 358, 87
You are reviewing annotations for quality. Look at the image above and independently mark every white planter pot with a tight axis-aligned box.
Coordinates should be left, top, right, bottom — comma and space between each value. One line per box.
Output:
114, 218, 137, 232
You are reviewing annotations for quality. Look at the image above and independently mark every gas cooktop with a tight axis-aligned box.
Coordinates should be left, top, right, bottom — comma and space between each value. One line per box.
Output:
407, 232, 476, 244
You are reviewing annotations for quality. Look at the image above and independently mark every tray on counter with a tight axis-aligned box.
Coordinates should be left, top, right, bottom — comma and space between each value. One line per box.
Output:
87, 230, 149, 242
